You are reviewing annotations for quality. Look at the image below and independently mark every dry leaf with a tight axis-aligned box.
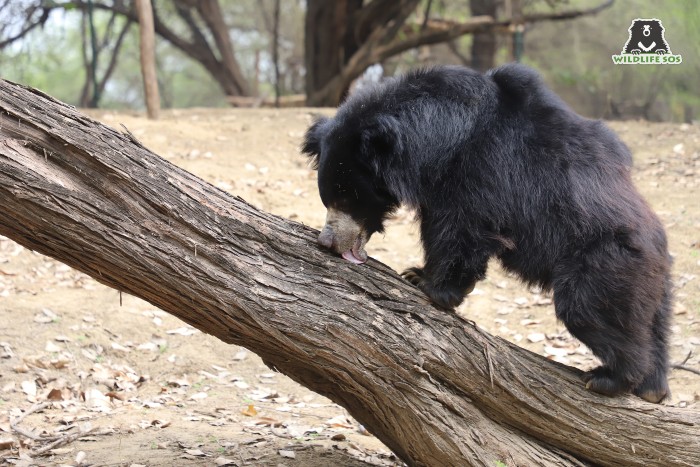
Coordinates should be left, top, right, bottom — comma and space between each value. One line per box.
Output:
279, 449, 296, 459
241, 404, 257, 417
50, 447, 74, 455
111, 342, 131, 352
167, 377, 190, 387
21, 380, 37, 398
232, 380, 249, 389
151, 420, 171, 429
255, 416, 282, 426
84, 388, 111, 411
166, 327, 199, 336
215, 457, 237, 466
47, 388, 69, 401
0, 438, 16, 449
0, 342, 13, 359
185, 449, 206, 457
544, 346, 570, 358
527, 333, 545, 343
105, 391, 126, 401
45, 341, 62, 353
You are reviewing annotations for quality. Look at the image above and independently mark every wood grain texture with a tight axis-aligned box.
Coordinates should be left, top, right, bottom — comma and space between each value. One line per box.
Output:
0, 80, 698, 467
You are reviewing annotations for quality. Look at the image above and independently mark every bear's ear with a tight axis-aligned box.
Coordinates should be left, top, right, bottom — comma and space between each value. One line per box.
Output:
301, 116, 330, 169
489, 63, 543, 107
361, 114, 403, 164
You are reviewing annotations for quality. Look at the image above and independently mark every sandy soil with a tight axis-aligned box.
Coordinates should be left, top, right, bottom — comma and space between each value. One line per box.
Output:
0, 108, 698, 466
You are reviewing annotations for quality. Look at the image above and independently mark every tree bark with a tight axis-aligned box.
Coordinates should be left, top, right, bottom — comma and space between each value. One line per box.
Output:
0, 81, 698, 467
304, 0, 364, 106
469, 0, 498, 72
135, 0, 160, 119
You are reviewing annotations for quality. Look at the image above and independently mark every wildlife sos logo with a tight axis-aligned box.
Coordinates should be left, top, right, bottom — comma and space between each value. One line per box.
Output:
612, 19, 682, 65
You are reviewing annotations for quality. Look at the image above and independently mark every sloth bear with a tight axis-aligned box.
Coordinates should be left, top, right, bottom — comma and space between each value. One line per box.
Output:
302, 64, 672, 403
623, 19, 671, 55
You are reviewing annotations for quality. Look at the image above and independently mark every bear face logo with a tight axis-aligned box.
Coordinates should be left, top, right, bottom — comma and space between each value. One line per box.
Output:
622, 19, 671, 55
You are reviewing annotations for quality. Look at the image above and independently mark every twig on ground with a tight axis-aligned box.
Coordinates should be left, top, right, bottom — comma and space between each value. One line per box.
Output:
10, 402, 54, 441
671, 350, 699, 375
672, 365, 700, 376
31, 427, 114, 456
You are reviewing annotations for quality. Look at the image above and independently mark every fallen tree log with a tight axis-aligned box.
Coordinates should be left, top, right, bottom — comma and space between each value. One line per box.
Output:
0, 80, 697, 467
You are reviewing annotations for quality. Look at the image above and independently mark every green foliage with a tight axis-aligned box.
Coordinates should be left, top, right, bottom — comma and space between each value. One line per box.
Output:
0, 13, 84, 104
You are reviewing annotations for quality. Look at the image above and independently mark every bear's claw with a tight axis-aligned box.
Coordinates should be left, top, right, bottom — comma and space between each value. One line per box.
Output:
401, 267, 424, 286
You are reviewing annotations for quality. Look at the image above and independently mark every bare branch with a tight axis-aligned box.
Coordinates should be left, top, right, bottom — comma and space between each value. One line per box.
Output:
308, 0, 615, 105
377, 0, 615, 62
96, 17, 133, 99
0, 4, 53, 49
62, 0, 250, 96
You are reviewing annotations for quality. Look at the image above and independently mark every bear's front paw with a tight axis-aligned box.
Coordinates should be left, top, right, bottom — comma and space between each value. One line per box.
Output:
656, 49, 666, 55
582, 366, 631, 397
630, 49, 641, 55
401, 269, 462, 310
401, 267, 424, 286
424, 286, 465, 310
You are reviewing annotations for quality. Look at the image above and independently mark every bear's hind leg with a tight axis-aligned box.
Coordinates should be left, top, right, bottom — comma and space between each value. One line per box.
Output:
571, 325, 650, 397
552, 249, 659, 398
633, 280, 672, 403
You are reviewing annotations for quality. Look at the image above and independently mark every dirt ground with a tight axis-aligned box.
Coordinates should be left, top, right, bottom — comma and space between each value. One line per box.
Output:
1, 108, 698, 467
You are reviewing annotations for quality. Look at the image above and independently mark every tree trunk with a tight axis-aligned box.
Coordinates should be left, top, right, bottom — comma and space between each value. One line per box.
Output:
469, 0, 498, 72
135, 0, 160, 119
303, 0, 614, 107
195, 0, 250, 97
64, 0, 251, 99
0, 81, 698, 467
304, 0, 363, 106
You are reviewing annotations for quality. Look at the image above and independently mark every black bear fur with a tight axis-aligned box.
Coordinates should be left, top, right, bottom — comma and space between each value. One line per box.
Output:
302, 64, 672, 403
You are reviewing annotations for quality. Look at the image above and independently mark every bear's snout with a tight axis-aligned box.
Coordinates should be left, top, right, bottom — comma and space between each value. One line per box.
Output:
317, 208, 370, 264
318, 225, 335, 249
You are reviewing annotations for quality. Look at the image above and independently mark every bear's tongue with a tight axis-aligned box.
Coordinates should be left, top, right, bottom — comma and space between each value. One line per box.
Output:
341, 234, 368, 265
342, 250, 365, 264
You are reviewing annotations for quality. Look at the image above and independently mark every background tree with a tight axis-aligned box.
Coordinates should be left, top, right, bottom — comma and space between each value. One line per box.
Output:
78, 0, 132, 108
76, 0, 251, 97
303, 0, 613, 106
468, 0, 498, 71
134, 0, 159, 118
1, 0, 698, 120
0, 0, 54, 49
